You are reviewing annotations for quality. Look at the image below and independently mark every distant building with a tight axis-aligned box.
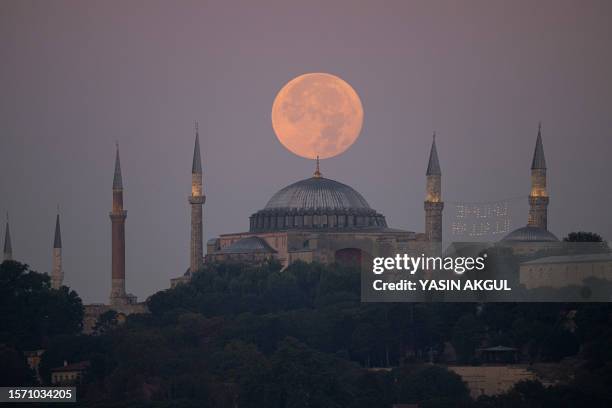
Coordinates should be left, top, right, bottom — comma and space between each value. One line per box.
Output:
50, 360, 90, 385
520, 253, 612, 290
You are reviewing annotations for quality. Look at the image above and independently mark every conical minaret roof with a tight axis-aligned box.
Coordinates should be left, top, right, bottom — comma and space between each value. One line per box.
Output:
53, 212, 62, 249
426, 133, 441, 176
4, 216, 12, 256
192, 122, 202, 174
531, 123, 547, 170
113, 143, 123, 189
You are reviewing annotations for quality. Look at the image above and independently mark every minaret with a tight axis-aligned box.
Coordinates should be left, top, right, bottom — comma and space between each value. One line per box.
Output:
189, 122, 205, 274
3, 213, 12, 261
424, 133, 444, 242
51, 208, 63, 289
528, 123, 549, 229
110, 143, 127, 305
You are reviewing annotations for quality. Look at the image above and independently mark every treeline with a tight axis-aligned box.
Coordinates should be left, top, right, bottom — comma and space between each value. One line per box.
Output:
0, 261, 83, 387
2, 260, 612, 406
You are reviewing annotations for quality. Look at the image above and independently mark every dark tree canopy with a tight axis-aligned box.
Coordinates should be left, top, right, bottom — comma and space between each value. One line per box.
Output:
4, 260, 612, 406
564, 231, 604, 242
0, 261, 83, 350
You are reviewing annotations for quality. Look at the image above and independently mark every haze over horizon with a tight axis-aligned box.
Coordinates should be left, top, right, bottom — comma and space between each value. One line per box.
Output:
1, 0, 611, 303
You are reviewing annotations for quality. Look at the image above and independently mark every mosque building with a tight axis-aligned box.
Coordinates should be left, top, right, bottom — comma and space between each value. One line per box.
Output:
169, 122, 598, 290
3, 121, 609, 311
171, 130, 444, 287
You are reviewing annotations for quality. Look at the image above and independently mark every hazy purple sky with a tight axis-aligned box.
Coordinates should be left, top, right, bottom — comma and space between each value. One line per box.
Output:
1, 0, 611, 303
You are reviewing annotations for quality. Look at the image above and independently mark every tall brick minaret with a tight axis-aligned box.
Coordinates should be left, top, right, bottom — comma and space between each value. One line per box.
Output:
189, 122, 205, 274
3, 213, 12, 261
110, 143, 127, 305
424, 133, 444, 242
51, 209, 63, 289
528, 123, 549, 229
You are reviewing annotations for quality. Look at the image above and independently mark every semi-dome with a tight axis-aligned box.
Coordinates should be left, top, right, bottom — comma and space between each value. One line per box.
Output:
502, 225, 559, 242
220, 236, 276, 254
250, 175, 387, 233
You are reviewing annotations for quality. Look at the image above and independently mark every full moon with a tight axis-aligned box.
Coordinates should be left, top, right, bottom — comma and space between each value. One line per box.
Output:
271, 73, 364, 160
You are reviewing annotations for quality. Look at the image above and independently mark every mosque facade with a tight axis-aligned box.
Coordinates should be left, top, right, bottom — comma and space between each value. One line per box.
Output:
170, 123, 569, 288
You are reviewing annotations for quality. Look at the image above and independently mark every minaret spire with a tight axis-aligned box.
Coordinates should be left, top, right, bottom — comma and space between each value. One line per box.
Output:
192, 121, 202, 174
426, 132, 441, 176
424, 132, 444, 243
528, 122, 549, 229
113, 142, 123, 190
53, 207, 62, 249
51, 208, 63, 289
531, 122, 547, 170
3, 212, 12, 261
189, 121, 205, 274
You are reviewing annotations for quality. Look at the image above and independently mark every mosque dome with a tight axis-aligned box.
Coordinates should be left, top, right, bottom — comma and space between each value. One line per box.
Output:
249, 174, 387, 233
264, 177, 372, 211
502, 225, 559, 242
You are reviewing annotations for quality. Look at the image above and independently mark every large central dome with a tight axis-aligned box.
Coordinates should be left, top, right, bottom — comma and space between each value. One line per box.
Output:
249, 176, 387, 232
264, 177, 371, 211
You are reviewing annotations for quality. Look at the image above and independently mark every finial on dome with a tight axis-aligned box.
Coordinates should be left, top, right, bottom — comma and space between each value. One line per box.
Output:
313, 155, 322, 178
